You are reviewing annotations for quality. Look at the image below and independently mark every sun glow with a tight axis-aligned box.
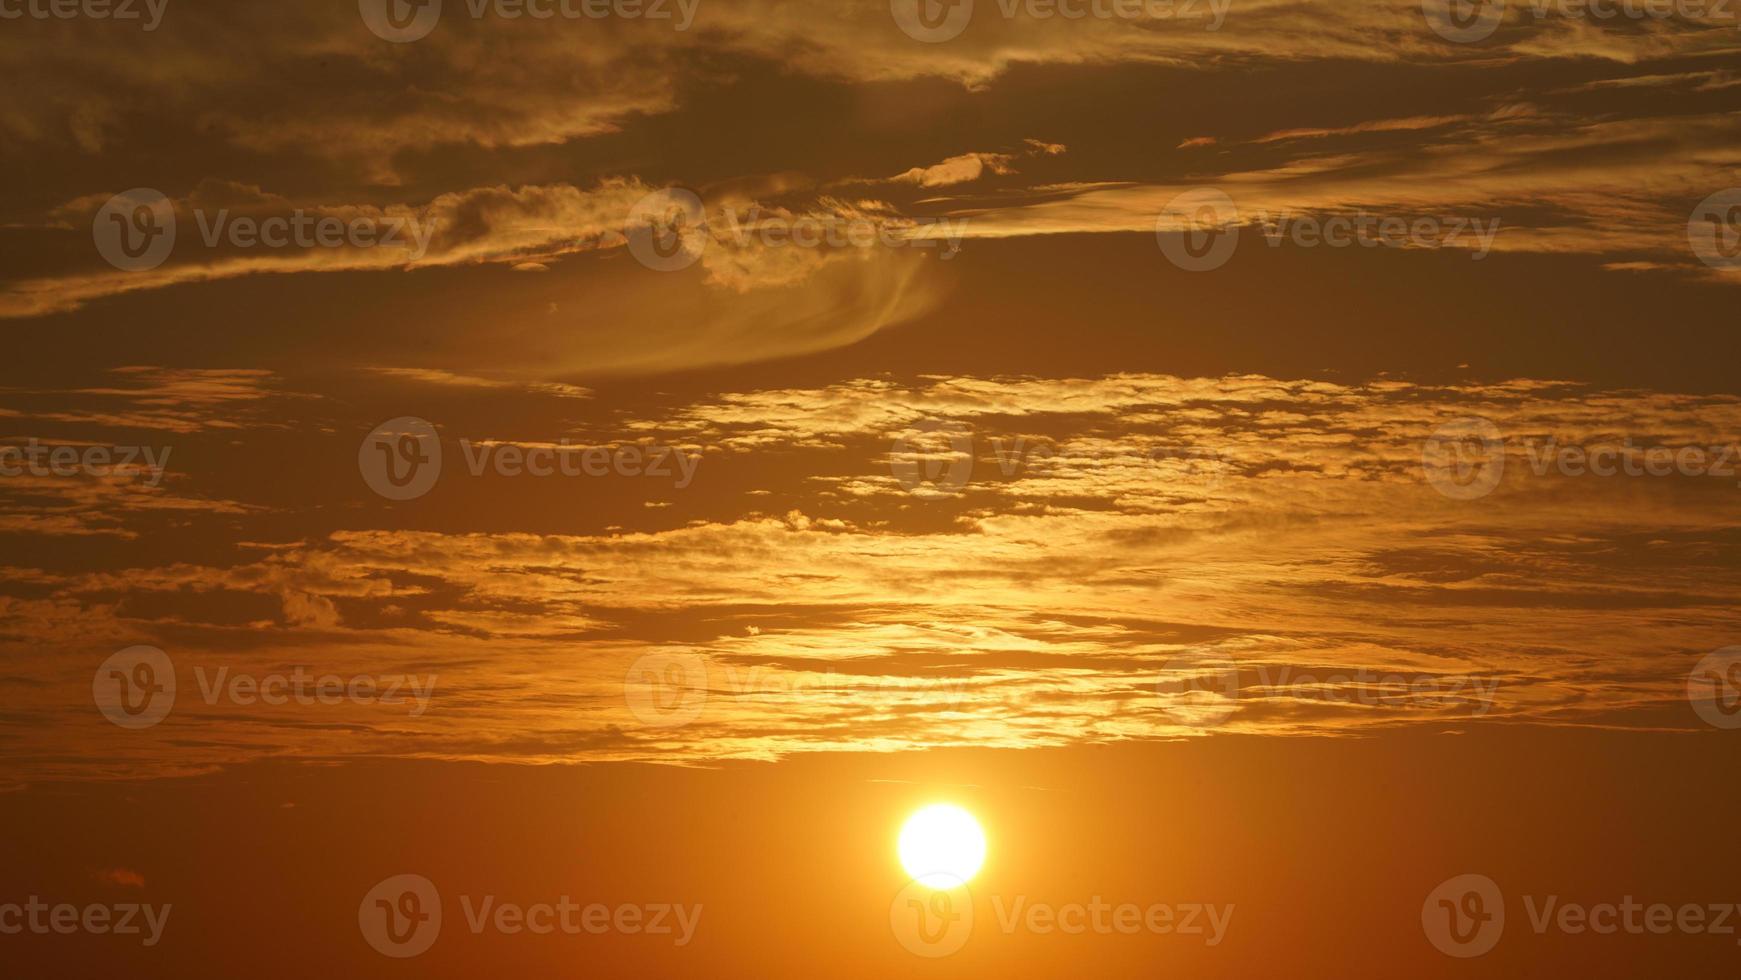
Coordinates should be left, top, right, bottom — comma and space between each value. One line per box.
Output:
898, 804, 987, 888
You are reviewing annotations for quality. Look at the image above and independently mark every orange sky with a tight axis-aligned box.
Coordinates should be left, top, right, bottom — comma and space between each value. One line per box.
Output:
2, 0, 1740, 975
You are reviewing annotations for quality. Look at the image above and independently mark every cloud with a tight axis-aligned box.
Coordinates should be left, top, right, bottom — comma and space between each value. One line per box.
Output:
367, 368, 593, 399
91, 868, 146, 888
890, 152, 1021, 188
1252, 113, 1478, 144
3, 181, 967, 325
946, 107, 1741, 276
3, 181, 668, 317
3, 367, 284, 433
878, 140, 1067, 189
7, 374, 1739, 781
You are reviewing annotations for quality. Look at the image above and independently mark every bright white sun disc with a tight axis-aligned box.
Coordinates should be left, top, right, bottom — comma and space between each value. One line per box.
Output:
899, 804, 986, 888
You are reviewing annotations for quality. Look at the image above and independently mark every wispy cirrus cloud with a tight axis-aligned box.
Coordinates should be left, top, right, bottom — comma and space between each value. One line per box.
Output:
4, 367, 285, 433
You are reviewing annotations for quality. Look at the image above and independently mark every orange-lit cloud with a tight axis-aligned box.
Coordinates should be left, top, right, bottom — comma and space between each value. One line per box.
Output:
8, 374, 1738, 785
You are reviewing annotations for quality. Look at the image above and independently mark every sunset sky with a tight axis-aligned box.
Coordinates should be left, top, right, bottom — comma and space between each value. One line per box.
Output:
3, 0, 1741, 975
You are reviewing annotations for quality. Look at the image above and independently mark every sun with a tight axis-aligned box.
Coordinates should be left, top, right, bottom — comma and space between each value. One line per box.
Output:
898, 803, 986, 888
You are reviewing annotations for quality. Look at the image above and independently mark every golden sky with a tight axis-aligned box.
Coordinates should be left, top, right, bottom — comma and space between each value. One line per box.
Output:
2, 1, 1740, 975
